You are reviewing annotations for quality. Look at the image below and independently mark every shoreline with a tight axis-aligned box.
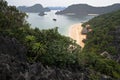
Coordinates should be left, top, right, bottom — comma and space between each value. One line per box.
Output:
68, 23, 86, 48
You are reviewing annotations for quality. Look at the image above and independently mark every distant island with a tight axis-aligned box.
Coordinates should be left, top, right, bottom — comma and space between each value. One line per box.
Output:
56, 4, 120, 15
38, 12, 46, 16
17, 4, 50, 13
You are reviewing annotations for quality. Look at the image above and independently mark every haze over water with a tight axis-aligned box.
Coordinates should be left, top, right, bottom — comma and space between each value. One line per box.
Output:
27, 10, 95, 36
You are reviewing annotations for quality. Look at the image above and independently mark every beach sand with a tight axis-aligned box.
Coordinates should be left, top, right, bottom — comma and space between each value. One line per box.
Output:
69, 23, 86, 48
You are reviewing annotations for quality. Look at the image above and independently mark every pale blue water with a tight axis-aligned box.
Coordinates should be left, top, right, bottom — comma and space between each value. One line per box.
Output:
27, 10, 95, 36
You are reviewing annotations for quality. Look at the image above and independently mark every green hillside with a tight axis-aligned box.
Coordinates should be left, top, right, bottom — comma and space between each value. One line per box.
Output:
0, 0, 120, 79
82, 10, 120, 79
83, 10, 120, 56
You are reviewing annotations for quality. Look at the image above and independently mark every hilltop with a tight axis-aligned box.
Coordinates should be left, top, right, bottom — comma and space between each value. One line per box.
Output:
18, 4, 50, 13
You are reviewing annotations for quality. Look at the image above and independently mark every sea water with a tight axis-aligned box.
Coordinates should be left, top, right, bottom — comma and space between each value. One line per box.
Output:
27, 10, 95, 36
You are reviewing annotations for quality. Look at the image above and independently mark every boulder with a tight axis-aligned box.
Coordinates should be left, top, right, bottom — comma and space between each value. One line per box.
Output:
81, 27, 88, 34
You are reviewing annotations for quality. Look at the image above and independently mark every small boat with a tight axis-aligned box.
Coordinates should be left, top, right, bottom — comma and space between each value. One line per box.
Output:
53, 18, 57, 21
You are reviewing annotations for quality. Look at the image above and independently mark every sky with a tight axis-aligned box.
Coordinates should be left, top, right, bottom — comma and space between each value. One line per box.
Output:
6, 0, 120, 7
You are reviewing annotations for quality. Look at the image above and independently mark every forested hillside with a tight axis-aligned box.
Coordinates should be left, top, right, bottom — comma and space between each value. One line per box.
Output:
0, 0, 120, 80
83, 10, 120, 61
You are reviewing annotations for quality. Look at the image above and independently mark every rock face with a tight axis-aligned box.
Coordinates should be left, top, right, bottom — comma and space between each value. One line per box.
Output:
0, 54, 86, 80
0, 36, 112, 80
0, 36, 27, 61
56, 4, 120, 15
0, 54, 28, 80
0, 54, 112, 80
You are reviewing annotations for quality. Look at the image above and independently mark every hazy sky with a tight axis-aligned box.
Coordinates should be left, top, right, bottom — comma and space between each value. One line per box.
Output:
6, 0, 120, 7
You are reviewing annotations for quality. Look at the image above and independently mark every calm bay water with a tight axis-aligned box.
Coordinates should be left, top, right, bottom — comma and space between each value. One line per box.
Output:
27, 10, 95, 36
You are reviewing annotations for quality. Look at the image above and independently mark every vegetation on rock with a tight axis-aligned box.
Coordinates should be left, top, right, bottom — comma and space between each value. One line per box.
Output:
0, 0, 120, 79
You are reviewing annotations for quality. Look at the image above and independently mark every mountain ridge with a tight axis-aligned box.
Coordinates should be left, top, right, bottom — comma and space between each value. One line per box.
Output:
56, 3, 120, 15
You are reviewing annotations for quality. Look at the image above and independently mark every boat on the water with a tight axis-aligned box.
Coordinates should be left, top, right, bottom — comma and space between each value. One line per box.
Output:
53, 18, 57, 21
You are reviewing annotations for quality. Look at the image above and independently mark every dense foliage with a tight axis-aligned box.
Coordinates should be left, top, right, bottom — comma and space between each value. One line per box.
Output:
83, 10, 120, 55
82, 9, 120, 79
1, 0, 120, 79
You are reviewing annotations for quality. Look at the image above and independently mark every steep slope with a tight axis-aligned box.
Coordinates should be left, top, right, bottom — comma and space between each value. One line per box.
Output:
1, 0, 120, 79
83, 10, 120, 62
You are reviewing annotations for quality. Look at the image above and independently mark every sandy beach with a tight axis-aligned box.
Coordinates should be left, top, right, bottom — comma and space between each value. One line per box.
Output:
69, 23, 86, 48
